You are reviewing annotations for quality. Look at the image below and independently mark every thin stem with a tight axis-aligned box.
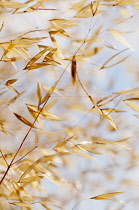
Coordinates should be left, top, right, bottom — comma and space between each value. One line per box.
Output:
97, 10, 139, 37
12, 146, 38, 165
72, 198, 89, 210
0, 61, 70, 185
0, 150, 9, 167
